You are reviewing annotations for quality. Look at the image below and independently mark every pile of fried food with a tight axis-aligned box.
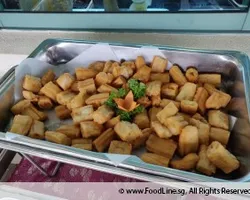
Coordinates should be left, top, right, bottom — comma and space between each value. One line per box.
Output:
9, 55, 240, 176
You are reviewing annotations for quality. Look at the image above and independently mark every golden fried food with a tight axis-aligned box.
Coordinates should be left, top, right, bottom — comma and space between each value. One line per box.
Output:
185, 67, 198, 83
135, 56, 146, 69
75, 68, 98, 81
193, 87, 209, 114
207, 141, 239, 174
196, 145, 216, 176
56, 73, 75, 91
71, 105, 94, 124
108, 140, 132, 155
150, 73, 170, 83
11, 100, 31, 115
112, 76, 126, 88
176, 82, 197, 102
170, 153, 199, 171
114, 121, 142, 142
80, 121, 103, 138
56, 91, 76, 106
137, 96, 151, 108
72, 138, 92, 145
85, 93, 109, 108
41, 69, 55, 86
72, 143, 92, 151
40, 81, 62, 102
151, 120, 172, 139
95, 72, 113, 86
97, 84, 117, 93
10, 115, 33, 135
198, 74, 221, 86
165, 115, 188, 136
159, 99, 180, 109
45, 131, 71, 146
180, 100, 198, 115
21, 104, 47, 121
78, 78, 96, 94
131, 128, 152, 149
56, 124, 81, 139
203, 83, 218, 95
209, 127, 230, 146
88, 61, 105, 72
148, 107, 161, 124
206, 91, 231, 109
156, 102, 179, 125
23, 75, 42, 93
151, 56, 168, 73
151, 95, 161, 106
133, 110, 150, 129
169, 65, 187, 86
22, 91, 39, 102
146, 81, 162, 96
161, 83, 179, 99
38, 96, 53, 110
67, 91, 88, 110
189, 118, 210, 145
208, 110, 229, 130
141, 153, 170, 167
93, 105, 114, 124
146, 134, 177, 159
179, 125, 199, 157
55, 105, 71, 120
133, 65, 151, 83
105, 116, 121, 129
28, 120, 45, 139
93, 128, 116, 152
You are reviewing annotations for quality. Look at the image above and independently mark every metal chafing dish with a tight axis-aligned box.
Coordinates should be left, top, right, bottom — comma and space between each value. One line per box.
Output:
0, 39, 249, 182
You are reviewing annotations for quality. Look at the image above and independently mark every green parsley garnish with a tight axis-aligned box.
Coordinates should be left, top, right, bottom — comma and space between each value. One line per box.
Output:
128, 79, 146, 100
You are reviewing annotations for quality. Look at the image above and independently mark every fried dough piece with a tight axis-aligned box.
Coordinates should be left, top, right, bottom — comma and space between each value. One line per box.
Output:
114, 121, 142, 142
161, 83, 179, 99
78, 78, 96, 94
93, 105, 114, 124
88, 61, 105, 72
40, 81, 62, 102
208, 110, 229, 130
56, 124, 81, 139
170, 153, 199, 171
210, 127, 230, 146
21, 104, 47, 121
131, 128, 152, 149
205, 91, 231, 109
198, 74, 221, 86
185, 67, 198, 83
55, 105, 71, 120
95, 72, 113, 86
97, 84, 117, 93
67, 91, 89, 110
193, 87, 209, 114
133, 65, 151, 83
137, 96, 151, 108
146, 134, 177, 158
38, 96, 53, 110
203, 83, 218, 95
165, 115, 188, 136
28, 120, 45, 139
72, 138, 92, 145
71, 105, 94, 124
207, 141, 239, 174
150, 73, 170, 83
56, 91, 76, 106
179, 125, 199, 157
156, 102, 179, 126
180, 100, 198, 115
10, 115, 33, 135
151, 121, 172, 139
112, 76, 126, 88
75, 68, 98, 81
135, 56, 146, 69
159, 99, 180, 109
80, 121, 103, 138
56, 73, 75, 91
23, 91, 39, 102
23, 75, 42, 93
146, 81, 162, 96
189, 118, 210, 145
151, 56, 168, 73
41, 69, 55, 86
196, 145, 216, 176
169, 65, 187, 86
176, 82, 197, 102
133, 110, 150, 129
105, 116, 120, 129
45, 131, 71, 146
11, 100, 31, 115
85, 93, 109, 108
93, 128, 116, 152
148, 107, 162, 123
108, 140, 132, 155
151, 95, 161, 107
141, 153, 170, 167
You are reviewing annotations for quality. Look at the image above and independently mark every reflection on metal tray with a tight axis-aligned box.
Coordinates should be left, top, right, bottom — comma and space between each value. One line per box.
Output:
0, 39, 250, 182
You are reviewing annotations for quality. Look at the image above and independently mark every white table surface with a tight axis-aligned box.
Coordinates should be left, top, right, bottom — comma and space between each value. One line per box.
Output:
0, 54, 27, 77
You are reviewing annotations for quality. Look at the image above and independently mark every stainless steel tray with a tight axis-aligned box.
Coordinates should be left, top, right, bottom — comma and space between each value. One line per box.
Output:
0, 39, 250, 182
